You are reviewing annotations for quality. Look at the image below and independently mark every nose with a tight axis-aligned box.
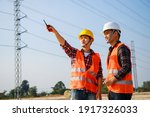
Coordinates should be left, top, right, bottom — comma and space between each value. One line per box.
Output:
80, 37, 86, 42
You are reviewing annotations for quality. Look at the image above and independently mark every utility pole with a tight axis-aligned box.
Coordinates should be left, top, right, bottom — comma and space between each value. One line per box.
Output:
131, 41, 138, 92
14, 0, 27, 99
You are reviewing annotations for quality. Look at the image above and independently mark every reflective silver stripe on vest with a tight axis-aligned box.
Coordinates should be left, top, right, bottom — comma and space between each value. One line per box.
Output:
72, 68, 86, 72
108, 69, 131, 75
71, 77, 97, 86
108, 69, 132, 85
88, 70, 97, 77
115, 80, 133, 85
72, 68, 97, 77
108, 69, 118, 74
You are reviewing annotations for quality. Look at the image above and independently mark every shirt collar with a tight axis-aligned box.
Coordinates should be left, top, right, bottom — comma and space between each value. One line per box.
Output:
109, 41, 121, 51
81, 49, 95, 55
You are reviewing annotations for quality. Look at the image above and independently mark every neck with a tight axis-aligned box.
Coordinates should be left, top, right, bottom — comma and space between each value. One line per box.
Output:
110, 38, 119, 47
111, 41, 117, 47
82, 46, 90, 52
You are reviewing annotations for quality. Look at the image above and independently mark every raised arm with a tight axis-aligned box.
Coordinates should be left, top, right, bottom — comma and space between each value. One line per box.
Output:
46, 24, 65, 46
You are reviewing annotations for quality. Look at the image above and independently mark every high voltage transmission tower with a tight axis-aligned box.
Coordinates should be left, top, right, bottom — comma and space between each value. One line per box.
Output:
131, 41, 138, 91
14, 0, 27, 99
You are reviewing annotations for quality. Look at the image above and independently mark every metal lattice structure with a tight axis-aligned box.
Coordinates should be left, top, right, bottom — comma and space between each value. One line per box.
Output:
131, 41, 138, 91
14, 0, 26, 99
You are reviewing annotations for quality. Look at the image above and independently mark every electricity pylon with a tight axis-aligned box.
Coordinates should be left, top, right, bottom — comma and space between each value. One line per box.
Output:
14, 0, 27, 99
131, 41, 138, 91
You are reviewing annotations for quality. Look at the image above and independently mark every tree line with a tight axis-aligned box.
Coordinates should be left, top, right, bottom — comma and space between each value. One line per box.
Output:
0, 80, 150, 99
0, 80, 67, 99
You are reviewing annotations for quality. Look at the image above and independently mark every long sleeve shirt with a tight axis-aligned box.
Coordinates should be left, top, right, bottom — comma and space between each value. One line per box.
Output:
61, 41, 103, 79
108, 41, 131, 80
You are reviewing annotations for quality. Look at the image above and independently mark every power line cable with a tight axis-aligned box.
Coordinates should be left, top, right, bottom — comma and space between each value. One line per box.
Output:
22, 4, 82, 30
1, 42, 148, 66
27, 31, 106, 57
117, 0, 150, 24
26, 17, 78, 40
27, 32, 58, 45
137, 64, 150, 71
72, 0, 150, 41
0, 27, 14, 31
25, 16, 150, 59
140, 0, 150, 9
104, 0, 150, 28
21, 1, 150, 53
27, 45, 150, 70
11, 1, 103, 38
27, 29, 150, 65
26, 46, 67, 59
21, 3, 112, 50
135, 46, 150, 53
0, 42, 66, 60
0, 10, 13, 15
72, 1, 150, 70
137, 58, 150, 65
126, 41, 150, 54
6, 0, 150, 45
3, 1, 148, 61
0, 10, 149, 57
71, 0, 110, 20
26, 17, 43, 26
137, 51, 150, 59
25, 16, 107, 49
0, 44, 14, 47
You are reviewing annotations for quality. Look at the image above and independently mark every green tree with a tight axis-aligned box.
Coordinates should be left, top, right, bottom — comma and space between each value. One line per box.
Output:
20, 80, 29, 97
8, 89, 15, 99
0, 91, 7, 99
51, 81, 66, 95
142, 81, 150, 91
143, 81, 150, 88
38, 91, 47, 97
28, 86, 37, 97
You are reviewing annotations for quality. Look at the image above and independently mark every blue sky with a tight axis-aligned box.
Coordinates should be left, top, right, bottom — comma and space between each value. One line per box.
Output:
0, 0, 150, 93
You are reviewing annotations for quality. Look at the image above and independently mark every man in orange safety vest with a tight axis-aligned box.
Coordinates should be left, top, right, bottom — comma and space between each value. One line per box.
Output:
102, 22, 133, 100
45, 24, 103, 100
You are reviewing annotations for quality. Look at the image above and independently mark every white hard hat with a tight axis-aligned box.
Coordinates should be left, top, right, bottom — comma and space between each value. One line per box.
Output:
102, 22, 121, 33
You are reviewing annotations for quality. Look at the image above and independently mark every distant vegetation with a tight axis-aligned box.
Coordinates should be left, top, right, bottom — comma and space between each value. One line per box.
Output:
0, 80, 67, 99
137, 81, 150, 92
1, 80, 150, 99
51, 81, 66, 95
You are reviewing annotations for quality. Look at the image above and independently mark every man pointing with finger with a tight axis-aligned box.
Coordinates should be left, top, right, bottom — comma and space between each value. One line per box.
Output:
45, 24, 103, 100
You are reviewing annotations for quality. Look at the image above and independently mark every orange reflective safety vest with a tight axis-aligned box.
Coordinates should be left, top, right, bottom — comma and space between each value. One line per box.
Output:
70, 50, 100, 93
106, 42, 133, 94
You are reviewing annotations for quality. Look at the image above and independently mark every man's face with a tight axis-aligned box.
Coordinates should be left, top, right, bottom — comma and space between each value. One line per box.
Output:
79, 35, 91, 47
103, 29, 115, 44
104, 30, 112, 43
